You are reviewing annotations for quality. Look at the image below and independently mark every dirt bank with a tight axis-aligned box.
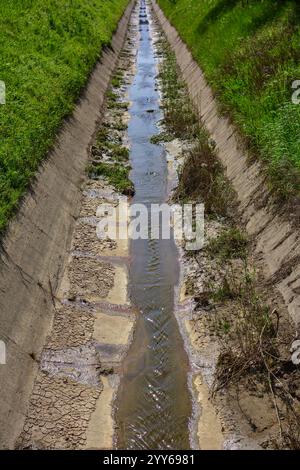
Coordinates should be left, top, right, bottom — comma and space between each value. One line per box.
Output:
151, 2, 300, 333
151, 0, 300, 449
0, 0, 136, 450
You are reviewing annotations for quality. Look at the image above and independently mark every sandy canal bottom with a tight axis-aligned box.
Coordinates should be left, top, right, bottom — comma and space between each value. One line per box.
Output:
115, 0, 192, 451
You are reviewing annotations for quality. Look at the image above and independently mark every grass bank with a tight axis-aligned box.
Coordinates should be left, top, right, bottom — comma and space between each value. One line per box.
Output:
0, 0, 129, 233
156, 31, 300, 449
158, 0, 300, 200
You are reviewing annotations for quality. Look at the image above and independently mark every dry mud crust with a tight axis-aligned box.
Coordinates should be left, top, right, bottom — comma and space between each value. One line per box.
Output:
46, 303, 95, 350
17, 372, 100, 450
67, 256, 115, 301
0, 0, 136, 450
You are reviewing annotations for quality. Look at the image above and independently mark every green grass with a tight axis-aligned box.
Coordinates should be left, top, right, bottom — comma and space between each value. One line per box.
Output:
150, 132, 173, 144
207, 228, 248, 260
111, 70, 124, 88
0, 0, 129, 233
158, 0, 300, 199
88, 161, 134, 195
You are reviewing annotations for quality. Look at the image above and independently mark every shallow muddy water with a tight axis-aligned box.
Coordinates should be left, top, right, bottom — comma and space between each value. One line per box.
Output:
115, 0, 191, 450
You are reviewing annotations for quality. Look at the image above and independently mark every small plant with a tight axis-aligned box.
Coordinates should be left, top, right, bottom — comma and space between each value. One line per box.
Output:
207, 228, 248, 260
96, 128, 109, 146
150, 132, 173, 144
175, 136, 233, 216
158, 0, 300, 199
107, 90, 118, 102
210, 266, 279, 389
93, 137, 129, 163
111, 69, 124, 88
87, 161, 134, 196
157, 41, 199, 140
108, 100, 129, 110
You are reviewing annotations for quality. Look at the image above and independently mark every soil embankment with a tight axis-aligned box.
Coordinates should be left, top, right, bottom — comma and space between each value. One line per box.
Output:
151, 1, 300, 331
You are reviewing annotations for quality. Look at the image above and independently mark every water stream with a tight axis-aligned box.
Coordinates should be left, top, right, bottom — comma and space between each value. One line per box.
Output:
115, 0, 192, 450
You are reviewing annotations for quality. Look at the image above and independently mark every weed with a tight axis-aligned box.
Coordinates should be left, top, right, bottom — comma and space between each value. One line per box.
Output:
112, 145, 129, 161
205, 261, 300, 448
96, 129, 110, 146
157, 38, 234, 216
175, 137, 233, 216
150, 132, 173, 144
88, 162, 134, 196
157, 3, 300, 446
93, 140, 129, 161
157, 0, 300, 446
207, 228, 248, 260
107, 100, 129, 110
111, 70, 124, 88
